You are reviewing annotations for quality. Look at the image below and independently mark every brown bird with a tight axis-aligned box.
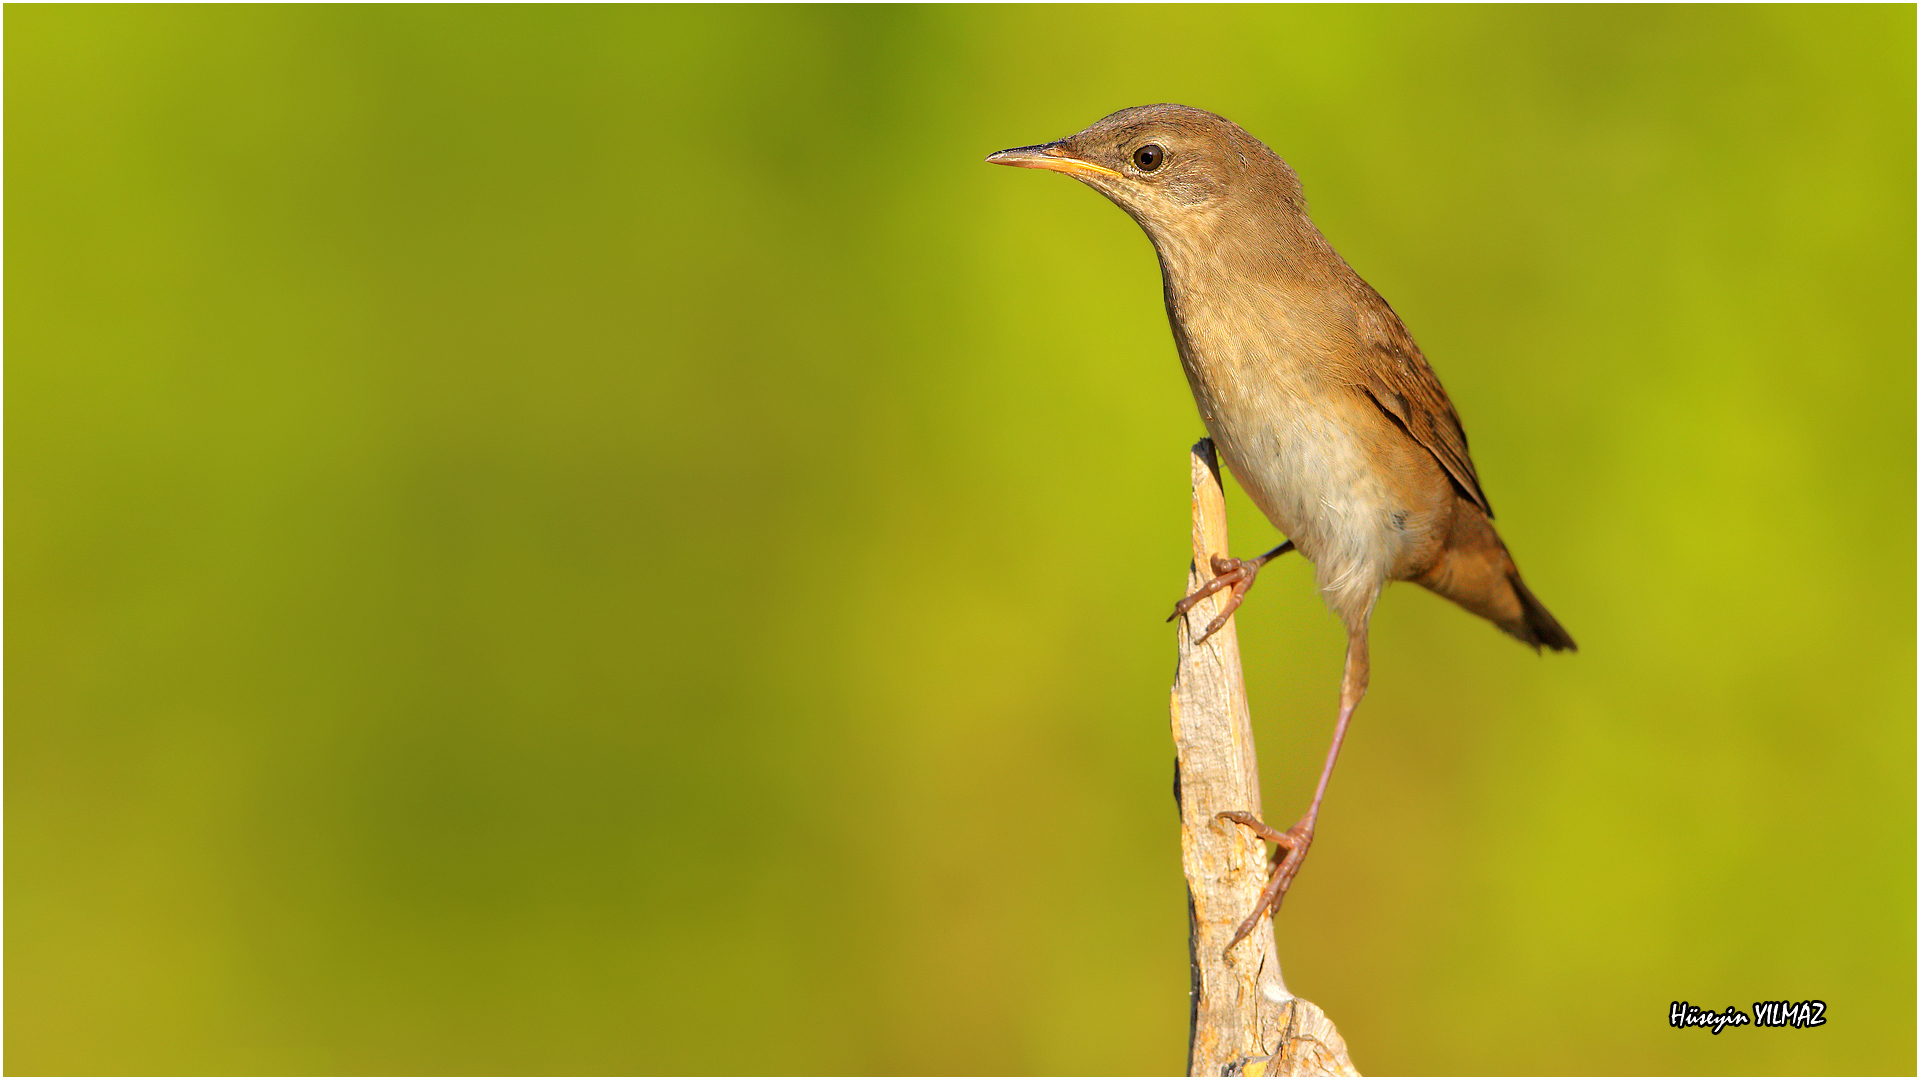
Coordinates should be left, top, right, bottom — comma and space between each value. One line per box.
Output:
988, 104, 1574, 951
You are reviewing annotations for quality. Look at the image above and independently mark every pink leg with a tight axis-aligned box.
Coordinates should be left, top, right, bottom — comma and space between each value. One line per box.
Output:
1217, 624, 1370, 955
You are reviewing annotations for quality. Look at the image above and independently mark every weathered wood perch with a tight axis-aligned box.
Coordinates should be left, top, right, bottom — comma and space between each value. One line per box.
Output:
1172, 439, 1359, 1078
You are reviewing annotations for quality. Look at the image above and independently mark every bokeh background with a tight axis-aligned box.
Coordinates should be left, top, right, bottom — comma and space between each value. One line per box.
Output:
9, 5, 1913, 1075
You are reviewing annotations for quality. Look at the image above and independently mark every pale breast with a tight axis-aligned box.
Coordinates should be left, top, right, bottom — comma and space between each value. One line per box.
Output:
1168, 278, 1448, 623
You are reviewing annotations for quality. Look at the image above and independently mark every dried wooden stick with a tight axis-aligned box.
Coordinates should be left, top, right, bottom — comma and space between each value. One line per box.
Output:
1171, 439, 1360, 1078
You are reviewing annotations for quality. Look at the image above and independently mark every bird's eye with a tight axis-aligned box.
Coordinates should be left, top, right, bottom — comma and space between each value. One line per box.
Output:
1133, 144, 1165, 172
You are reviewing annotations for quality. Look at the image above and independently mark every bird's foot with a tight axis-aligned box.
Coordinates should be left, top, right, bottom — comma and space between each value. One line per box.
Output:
1215, 811, 1315, 956
1167, 541, 1294, 645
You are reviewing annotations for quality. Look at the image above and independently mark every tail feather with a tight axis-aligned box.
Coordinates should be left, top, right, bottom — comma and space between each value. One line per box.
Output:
1506, 571, 1576, 653
1416, 496, 1575, 653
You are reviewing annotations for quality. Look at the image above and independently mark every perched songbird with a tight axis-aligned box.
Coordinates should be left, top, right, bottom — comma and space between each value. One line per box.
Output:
988, 104, 1574, 951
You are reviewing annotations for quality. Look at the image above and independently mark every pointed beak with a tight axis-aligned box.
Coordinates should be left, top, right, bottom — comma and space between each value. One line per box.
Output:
984, 142, 1123, 181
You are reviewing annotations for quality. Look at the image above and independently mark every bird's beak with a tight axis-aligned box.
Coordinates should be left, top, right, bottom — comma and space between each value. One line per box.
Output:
985, 142, 1123, 181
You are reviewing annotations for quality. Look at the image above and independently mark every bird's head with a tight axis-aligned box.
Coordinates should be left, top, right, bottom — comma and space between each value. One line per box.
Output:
986, 104, 1305, 242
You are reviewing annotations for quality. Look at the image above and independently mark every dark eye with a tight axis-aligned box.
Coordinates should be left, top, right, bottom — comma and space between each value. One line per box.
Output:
1132, 144, 1165, 172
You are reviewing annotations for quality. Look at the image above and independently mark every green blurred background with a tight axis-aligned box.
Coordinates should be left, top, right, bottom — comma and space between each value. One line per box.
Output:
8, 5, 1913, 1075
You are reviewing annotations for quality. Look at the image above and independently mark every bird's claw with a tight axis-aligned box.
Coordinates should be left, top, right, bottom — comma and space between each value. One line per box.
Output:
1167, 541, 1294, 644
1216, 811, 1316, 956
1169, 557, 1259, 644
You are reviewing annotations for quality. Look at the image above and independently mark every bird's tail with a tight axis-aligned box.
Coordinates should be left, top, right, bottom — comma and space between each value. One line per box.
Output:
1418, 498, 1576, 653
1504, 568, 1576, 652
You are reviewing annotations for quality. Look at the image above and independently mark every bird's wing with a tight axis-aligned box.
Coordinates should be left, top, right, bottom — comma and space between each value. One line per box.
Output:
1347, 289, 1493, 517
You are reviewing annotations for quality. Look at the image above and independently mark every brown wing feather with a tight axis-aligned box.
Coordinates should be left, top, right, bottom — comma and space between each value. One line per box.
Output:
1343, 282, 1492, 517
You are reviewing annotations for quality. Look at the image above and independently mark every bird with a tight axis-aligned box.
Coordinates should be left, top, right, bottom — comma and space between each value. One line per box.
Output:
987, 104, 1574, 952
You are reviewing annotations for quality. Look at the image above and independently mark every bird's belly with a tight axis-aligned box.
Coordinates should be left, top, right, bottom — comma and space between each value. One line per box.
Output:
1202, 393, 1418, 622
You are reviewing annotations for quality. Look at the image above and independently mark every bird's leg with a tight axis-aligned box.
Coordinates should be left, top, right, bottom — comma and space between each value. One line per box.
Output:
1216, 623, 1370, 955
1167, 540, 1295, 645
